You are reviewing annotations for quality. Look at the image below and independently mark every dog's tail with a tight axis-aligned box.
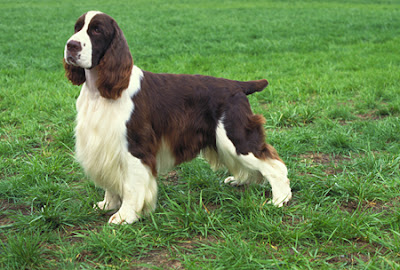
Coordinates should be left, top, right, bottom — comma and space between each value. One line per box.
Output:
240, 79, 269, 95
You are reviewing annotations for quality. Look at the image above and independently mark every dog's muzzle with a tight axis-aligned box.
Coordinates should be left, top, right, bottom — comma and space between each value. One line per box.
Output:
65, 40, 82, 65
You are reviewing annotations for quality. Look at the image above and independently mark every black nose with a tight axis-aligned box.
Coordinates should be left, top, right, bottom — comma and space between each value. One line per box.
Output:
67, 40, 82, 52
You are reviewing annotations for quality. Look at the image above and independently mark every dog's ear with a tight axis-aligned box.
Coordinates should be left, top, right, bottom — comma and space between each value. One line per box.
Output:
96, 20, 133, 100
63, 59, 86, 85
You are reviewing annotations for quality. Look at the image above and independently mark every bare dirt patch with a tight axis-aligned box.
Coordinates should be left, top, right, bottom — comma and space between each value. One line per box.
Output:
324, 234, 391, 266
161, 171, 180, 186
356, 112, 380, 120
341, 199, 398, 215
130, 236, 219, 269
299, 152, 352, 165
355, 110, 392, 121
131, 249, 183, 270
326, 252, 370, 266
202, 201, 221, 214
336, 110, 391, 126
0, 199, 31, 225
298, 152, 352, 175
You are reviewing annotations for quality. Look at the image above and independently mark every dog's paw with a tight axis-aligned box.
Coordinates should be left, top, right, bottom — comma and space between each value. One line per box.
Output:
108, 209, 139, 225
94, 200, 121, 211
224, 176, 242, 186
94, 200, 107, 210
268, 191, 292, 207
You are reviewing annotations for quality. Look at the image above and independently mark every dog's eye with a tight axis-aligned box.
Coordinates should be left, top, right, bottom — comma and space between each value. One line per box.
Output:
92, 27, 101, 35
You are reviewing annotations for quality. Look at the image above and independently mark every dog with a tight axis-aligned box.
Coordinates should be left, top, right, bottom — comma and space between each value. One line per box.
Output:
63, 11, 292, 224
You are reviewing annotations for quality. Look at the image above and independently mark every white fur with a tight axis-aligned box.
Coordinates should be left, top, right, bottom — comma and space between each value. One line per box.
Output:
64, 11, 102, 68
76, 65, 157, 224
204, 119, 292, 207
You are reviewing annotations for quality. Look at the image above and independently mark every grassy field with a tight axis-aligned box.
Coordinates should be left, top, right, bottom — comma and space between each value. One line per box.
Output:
1, 0, 400, 268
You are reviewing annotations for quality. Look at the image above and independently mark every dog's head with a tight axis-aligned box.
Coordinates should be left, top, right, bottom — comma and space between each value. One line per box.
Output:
63, 11, 133, 99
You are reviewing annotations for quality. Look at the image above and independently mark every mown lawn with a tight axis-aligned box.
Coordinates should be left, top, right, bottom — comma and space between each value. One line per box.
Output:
1, 0, 400, 269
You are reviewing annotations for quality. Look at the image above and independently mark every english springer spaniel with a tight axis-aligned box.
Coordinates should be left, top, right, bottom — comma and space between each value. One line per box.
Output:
63, 11, 292, 224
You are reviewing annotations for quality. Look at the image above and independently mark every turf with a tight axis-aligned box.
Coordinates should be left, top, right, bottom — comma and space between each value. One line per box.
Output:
1, 0, 400, 269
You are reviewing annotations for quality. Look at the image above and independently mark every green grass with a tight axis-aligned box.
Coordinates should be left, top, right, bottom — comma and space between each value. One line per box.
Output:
1, 0, 400, 268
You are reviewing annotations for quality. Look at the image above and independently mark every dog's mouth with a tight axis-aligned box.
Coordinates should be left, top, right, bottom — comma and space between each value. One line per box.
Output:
66, 55, 77, 65
65, 53, 85, 68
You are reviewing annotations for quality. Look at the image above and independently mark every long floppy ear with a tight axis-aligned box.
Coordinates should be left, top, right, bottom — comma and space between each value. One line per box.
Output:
96, 20, 133, 100
63, 59, 86, 85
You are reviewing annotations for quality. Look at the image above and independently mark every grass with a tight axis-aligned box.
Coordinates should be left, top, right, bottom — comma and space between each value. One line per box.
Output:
1, 0, 400, 268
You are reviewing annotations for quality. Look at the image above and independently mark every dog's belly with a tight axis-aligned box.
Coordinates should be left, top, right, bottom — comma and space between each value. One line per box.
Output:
75, 85, 134, 193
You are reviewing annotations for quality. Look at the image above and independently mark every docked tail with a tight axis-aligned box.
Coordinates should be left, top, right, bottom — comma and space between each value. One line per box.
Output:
239, 79, 269, 95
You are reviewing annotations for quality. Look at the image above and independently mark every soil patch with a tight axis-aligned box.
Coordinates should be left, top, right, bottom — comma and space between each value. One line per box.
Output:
341, 199, 398, 215
161, 171, 180, 186
298, 152, 352, 175
130, 236, 219, 269
0, 199, 31, 225
356, 111, 383, 121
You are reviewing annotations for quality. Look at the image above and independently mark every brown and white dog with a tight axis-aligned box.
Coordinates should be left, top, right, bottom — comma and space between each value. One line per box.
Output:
63, 11, 292, 224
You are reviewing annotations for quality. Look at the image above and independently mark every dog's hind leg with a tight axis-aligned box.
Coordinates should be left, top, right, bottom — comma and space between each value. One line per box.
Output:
215, 116, 292, 207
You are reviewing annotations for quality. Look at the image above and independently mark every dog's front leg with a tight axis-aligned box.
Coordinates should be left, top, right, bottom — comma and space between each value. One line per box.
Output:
95, 190, 121, 211
108, 157, 157, 225
108, 186, 142, 224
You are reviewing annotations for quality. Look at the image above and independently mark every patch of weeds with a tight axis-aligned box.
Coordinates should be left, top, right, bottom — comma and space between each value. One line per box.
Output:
266, 106, 319, 128
352, 151, 400, 177
327, 131, 354, 150
327, 106, 357, 121
72, 225, 156, 266
0, 231, 46, 269
375, 104, 400, 117
177, 233, 279, 269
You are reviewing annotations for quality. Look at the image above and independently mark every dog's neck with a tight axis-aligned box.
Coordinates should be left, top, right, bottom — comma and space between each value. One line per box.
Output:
84, 67, 100, 97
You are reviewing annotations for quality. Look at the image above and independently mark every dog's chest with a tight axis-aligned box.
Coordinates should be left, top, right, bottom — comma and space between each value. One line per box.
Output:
75, 86, 133, 187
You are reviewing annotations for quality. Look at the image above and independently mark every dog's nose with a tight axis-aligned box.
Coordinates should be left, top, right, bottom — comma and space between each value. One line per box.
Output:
67, 40, 82, 52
